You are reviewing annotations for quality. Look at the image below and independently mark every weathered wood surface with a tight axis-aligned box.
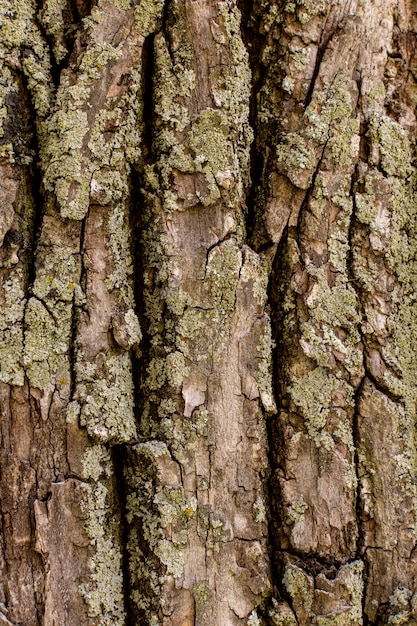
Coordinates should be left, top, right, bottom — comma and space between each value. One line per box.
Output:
0, 0, 417, 624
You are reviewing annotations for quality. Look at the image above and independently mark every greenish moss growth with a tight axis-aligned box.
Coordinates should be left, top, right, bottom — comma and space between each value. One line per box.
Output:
23, 297, 72, 390
124, 442, 196, 620
79, 479, 125, 626
0, 269, 25, 385
368, 115, 412, 178
257, 322, 277, 413
283, 564, 313, 619
286, 495, 308, 523
193, 581, 213, 623
289, 367, 338, 449
77, 351, 137, 444
206, 239, 241, 320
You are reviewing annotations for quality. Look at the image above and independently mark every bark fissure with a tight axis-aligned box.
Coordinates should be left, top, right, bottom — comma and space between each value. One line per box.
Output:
2, 0, 417, 624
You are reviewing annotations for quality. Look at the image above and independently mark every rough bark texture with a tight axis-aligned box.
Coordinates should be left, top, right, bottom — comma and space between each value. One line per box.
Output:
1, 0, 417, 624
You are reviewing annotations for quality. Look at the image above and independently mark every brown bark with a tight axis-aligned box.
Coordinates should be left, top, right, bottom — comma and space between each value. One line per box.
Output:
0, 0, 417, 624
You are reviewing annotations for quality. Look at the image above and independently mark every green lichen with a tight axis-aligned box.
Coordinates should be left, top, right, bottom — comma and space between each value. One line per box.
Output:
283, 561, 363, 625
79, 480, 125, 626
306, 77, 358, 169
288, 43, 311, 71
388, 587, 417, 625
66, 400, 81, 424
247, 610, 263, 626
368, 115, 412, 178
289, 367, 338, 449
206, 239, 241, 320
23, 297, 72, 389
22, 240, 81, 390
77, 352, 137, 444
124, 442, 195, 620
82, 444, 112, 483
300, 268, 362, 376
253, 496, 267, 523
41, 0, 164, 221
154, 539, 184, 578
283, 564, 313, 619
193, 581, 212, 623
353, 157, 417, 521
0, 0, 53, 144
104, 203, 135, 304
0, 269, 25, 385
38, 0, 68, 63
286, 495, 309, 523
149, 0, 251, 226
165, 350, 190, 387
354, 171, 385, 226
42, 105, 89, 219
145, 348, 189, 392
314, 561, 364, 625
133, 0, 164, 34
267, 599, 298, 626
215, 1, 253, 183
0, 0, 52, 107
257, 323, 277, 413
277, 133, 316, 187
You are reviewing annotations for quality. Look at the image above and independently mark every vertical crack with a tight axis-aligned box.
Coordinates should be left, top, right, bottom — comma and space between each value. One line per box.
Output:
238, 0, 291, 616
129, 27, 158, 440
267, 229, 297, 607
347, 157, 369, 623
4, 69, 44, 299
112, 444, 135, 626
115, 26, 160, 625
236, 0, 267, 249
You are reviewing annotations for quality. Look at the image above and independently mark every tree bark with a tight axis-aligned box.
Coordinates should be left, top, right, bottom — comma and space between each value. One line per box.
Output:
0, 0, 417, 624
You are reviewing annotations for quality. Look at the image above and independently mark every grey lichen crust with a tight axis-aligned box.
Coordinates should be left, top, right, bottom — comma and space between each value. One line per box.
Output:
125, 0, 275, 622
124, 442, 198, 622
0, 0, 53, 386
77, 352, 137, 444
79, 445, 126, 626
0, 1, 153, 623
0, 269, 26, 385
282, 560, 364, 625
41, 0, 164, 222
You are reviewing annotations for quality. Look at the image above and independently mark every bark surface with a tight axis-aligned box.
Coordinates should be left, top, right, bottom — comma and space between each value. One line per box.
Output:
0, 0, 417, 624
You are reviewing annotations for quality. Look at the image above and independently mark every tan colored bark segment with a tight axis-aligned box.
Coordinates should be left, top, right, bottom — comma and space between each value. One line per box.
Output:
1, 0, 417, 623
124, 1, 274, 624
0, 0, 144, 622
258, 0, 417, 623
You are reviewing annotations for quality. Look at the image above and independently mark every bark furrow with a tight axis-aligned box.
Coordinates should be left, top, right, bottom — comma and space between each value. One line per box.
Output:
0, 0, 417, 624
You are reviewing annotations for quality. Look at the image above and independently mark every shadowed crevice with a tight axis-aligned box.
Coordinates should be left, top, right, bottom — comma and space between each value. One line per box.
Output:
6, 70, 45, 300
112, 444, 136, 626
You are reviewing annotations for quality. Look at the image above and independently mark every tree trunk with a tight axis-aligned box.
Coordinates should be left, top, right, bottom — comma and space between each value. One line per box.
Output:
1, 0, 417, 624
